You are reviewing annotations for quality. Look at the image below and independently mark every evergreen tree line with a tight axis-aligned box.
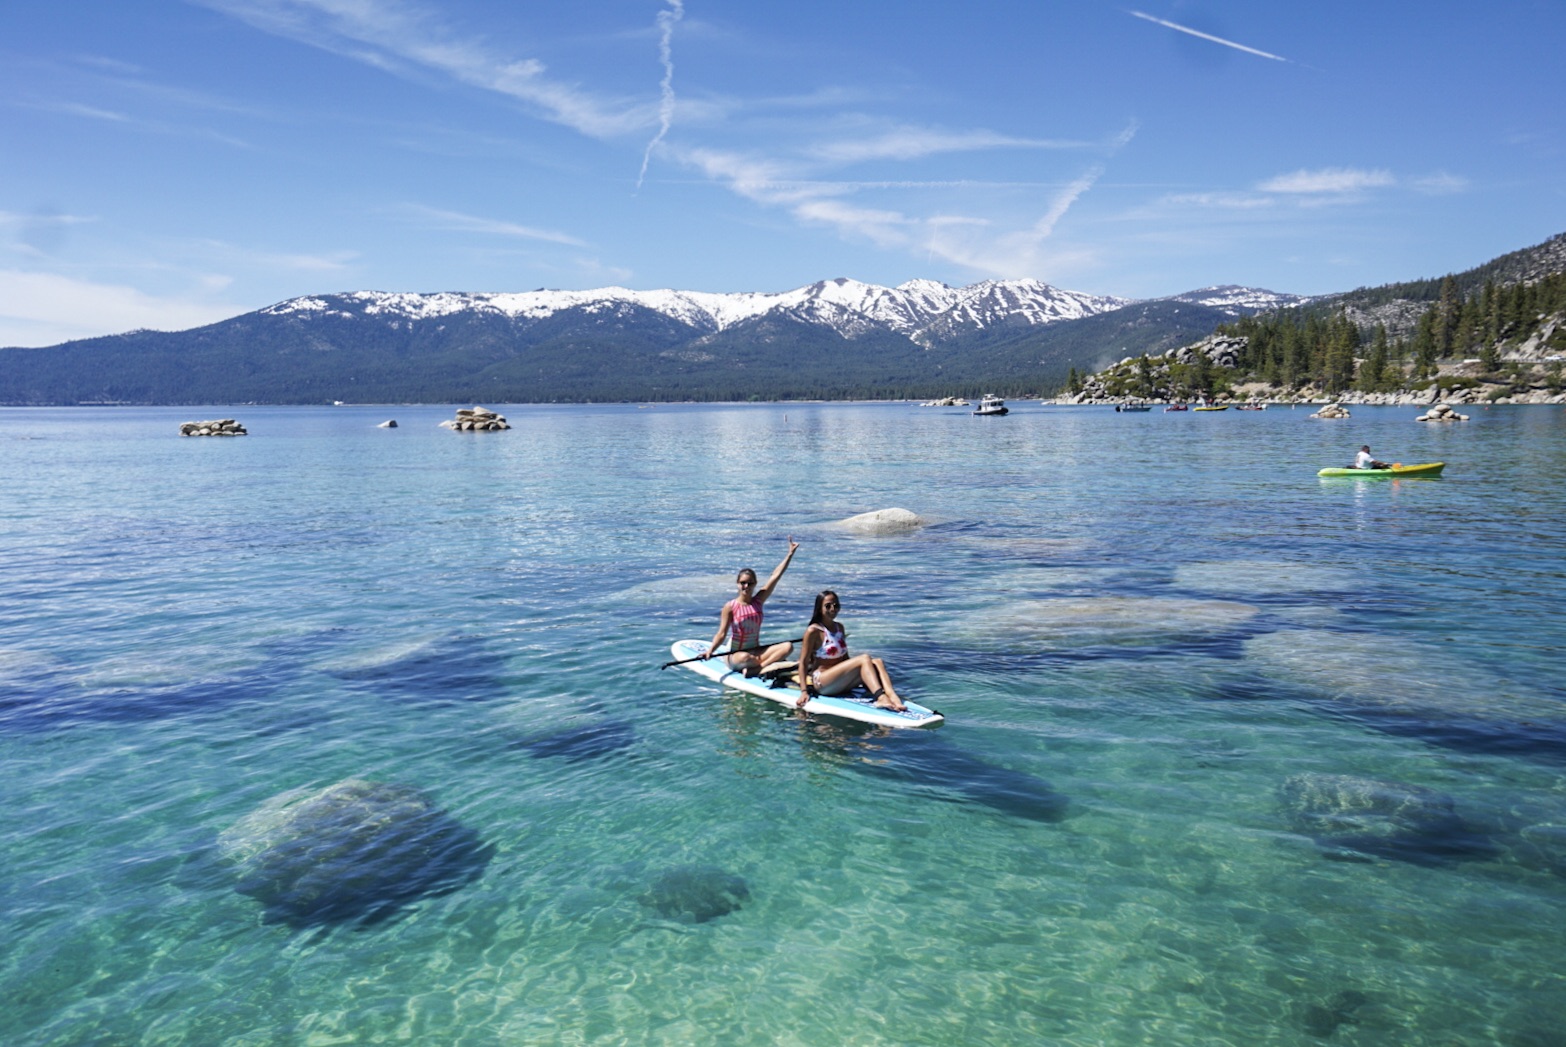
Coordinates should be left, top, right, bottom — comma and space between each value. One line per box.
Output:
1210, 271, 1566, 394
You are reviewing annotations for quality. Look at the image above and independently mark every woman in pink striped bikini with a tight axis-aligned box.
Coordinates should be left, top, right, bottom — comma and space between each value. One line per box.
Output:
701, 537, 800, 676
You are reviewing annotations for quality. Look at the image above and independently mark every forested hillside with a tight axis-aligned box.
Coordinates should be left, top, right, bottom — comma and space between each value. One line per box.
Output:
1071, 232, 1566, 403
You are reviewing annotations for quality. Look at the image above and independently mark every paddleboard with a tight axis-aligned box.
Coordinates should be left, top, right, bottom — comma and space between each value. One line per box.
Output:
1317, 462, 1445, 478
667, 640, 943, 729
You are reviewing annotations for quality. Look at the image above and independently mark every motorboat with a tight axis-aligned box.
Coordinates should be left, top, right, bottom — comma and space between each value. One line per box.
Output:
1116, 402, 1152, 412
1165, 403, 1189, 412
973, 395, 1009, 416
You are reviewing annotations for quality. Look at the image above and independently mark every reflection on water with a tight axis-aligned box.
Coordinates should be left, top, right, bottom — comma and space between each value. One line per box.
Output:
1, 403, 1565, 1045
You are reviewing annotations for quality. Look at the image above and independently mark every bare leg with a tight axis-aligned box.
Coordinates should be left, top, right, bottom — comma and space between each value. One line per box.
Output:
861, 656, 905, 711
757, 640, 793, 668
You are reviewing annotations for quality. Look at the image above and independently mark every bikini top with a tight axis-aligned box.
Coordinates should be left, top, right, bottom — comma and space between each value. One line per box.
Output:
813, 624, 846, 660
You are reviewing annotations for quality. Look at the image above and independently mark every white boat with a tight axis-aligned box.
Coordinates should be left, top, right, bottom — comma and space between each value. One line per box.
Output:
973, 395, 1009, 416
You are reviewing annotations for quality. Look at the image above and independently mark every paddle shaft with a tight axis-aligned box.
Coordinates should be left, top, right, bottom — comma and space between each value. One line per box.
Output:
661, 637, 805, 670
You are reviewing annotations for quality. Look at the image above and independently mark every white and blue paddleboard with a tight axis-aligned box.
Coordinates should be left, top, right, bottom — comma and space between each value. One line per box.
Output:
668, 640, 943, 729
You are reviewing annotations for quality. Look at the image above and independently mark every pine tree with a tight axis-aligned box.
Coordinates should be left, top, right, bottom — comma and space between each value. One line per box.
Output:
1412, 310, 1439, 378
1359, 325, 1389, 392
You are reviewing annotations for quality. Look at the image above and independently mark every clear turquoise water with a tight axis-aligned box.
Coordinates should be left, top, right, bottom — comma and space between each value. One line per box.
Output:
2, 402, 1565, 1046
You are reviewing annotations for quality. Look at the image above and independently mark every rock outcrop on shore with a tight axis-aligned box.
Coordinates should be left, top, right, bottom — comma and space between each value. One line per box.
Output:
180, 419, 247, 436
1310, 403, 1351, 419
440, 406, 510, 431
1416, 403, 1470, 422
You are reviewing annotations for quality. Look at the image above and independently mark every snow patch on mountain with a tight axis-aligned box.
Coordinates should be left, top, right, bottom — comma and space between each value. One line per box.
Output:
1159, 286, 1312, 315
261, 277, 1294, 343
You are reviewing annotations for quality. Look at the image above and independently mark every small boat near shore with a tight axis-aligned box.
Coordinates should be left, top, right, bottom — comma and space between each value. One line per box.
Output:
1115, 402, 1151, 412
1165, 403, 1189, 412
973, 395, 1009, 416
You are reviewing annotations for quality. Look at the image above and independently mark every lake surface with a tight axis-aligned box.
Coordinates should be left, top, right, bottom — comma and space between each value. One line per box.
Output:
3, 401, 1565, 1046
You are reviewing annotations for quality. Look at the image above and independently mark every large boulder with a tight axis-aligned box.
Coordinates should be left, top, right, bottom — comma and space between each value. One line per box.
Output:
1280, 772, 1496, 865
180, 419, 247, 436
218, 778, 492, 927
638, 864, 750, 923
835, 508, 926, 535
1415, 402, 1470, 422
1310, 403, 1351, 419
440, 406, 510, 431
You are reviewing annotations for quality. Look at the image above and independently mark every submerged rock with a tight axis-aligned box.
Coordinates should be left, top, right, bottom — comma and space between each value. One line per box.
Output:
1281, 773, 1496, 865
1173, 560, 1364, 596
959, 596, 1259, 651
218, 778, 492, 928
510, 715, 635, 761
1301, 989, 1371, 1038
835, 508, 926, 535
639, 864, 750, 923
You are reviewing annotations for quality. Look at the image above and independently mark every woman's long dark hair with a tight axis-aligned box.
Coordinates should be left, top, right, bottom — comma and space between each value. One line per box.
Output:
809, 590, 839, 628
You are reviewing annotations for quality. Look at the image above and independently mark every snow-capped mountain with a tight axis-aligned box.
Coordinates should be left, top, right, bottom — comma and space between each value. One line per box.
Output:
262, 276, 1137, 345
3, 273, 1313, 405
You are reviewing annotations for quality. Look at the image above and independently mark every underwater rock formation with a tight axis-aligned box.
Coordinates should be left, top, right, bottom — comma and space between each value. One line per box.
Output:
1281, 772, 1497, 866
960, 596, 1258, 652
218, 778, 492, 928
639, 864, 750, 923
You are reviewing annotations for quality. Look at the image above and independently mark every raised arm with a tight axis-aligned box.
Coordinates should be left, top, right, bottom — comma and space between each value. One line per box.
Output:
754, 537, 800, 604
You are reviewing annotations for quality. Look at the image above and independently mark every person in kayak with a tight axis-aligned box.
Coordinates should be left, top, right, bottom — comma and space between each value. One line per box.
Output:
1354, 445, 1392, 470
796, 590, 906, 712
702, 537, 800, 676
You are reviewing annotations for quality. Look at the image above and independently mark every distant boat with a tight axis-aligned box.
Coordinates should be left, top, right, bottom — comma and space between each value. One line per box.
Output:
973, 395, 1009, 416
1165, 403, 1189, 412
1116, 402, 1152, 412
1193, 401, 1228, 411
1236, 402, 1267, 411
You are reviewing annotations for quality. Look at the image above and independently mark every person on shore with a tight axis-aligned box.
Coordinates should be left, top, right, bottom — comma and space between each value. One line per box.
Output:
702, 538, 799, 676
1354, 445, 1392, 470
796, 590, 906, 712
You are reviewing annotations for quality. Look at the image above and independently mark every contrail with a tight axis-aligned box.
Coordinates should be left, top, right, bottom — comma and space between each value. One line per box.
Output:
637, 0, 684, 191
1128, 10, 1289, 63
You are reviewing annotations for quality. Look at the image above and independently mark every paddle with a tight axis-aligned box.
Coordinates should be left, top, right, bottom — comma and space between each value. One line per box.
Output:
660, 638, 806, 670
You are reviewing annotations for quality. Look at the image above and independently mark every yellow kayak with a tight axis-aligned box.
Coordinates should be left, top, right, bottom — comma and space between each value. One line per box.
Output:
1317, 462, 1445, 478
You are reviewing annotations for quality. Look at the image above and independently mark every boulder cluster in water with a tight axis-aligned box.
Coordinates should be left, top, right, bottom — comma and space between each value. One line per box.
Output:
179, 418, 247, 436
1310, 403, 1351, 419
1416, 402, 1470, 422
440, 406, 510, 431
219, 777, 491, 928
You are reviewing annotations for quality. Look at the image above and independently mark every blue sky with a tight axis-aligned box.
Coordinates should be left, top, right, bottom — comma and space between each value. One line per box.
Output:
2, 0, 1563, 346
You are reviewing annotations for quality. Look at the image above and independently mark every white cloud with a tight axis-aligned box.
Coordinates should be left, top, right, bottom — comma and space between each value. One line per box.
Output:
808, 127, 1091, 165
0, 271, 241, 347
397, 204, 589, 247
197, 0, 652, 138
1258, 167, 1395, 194
1411, 172, 1469, 195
